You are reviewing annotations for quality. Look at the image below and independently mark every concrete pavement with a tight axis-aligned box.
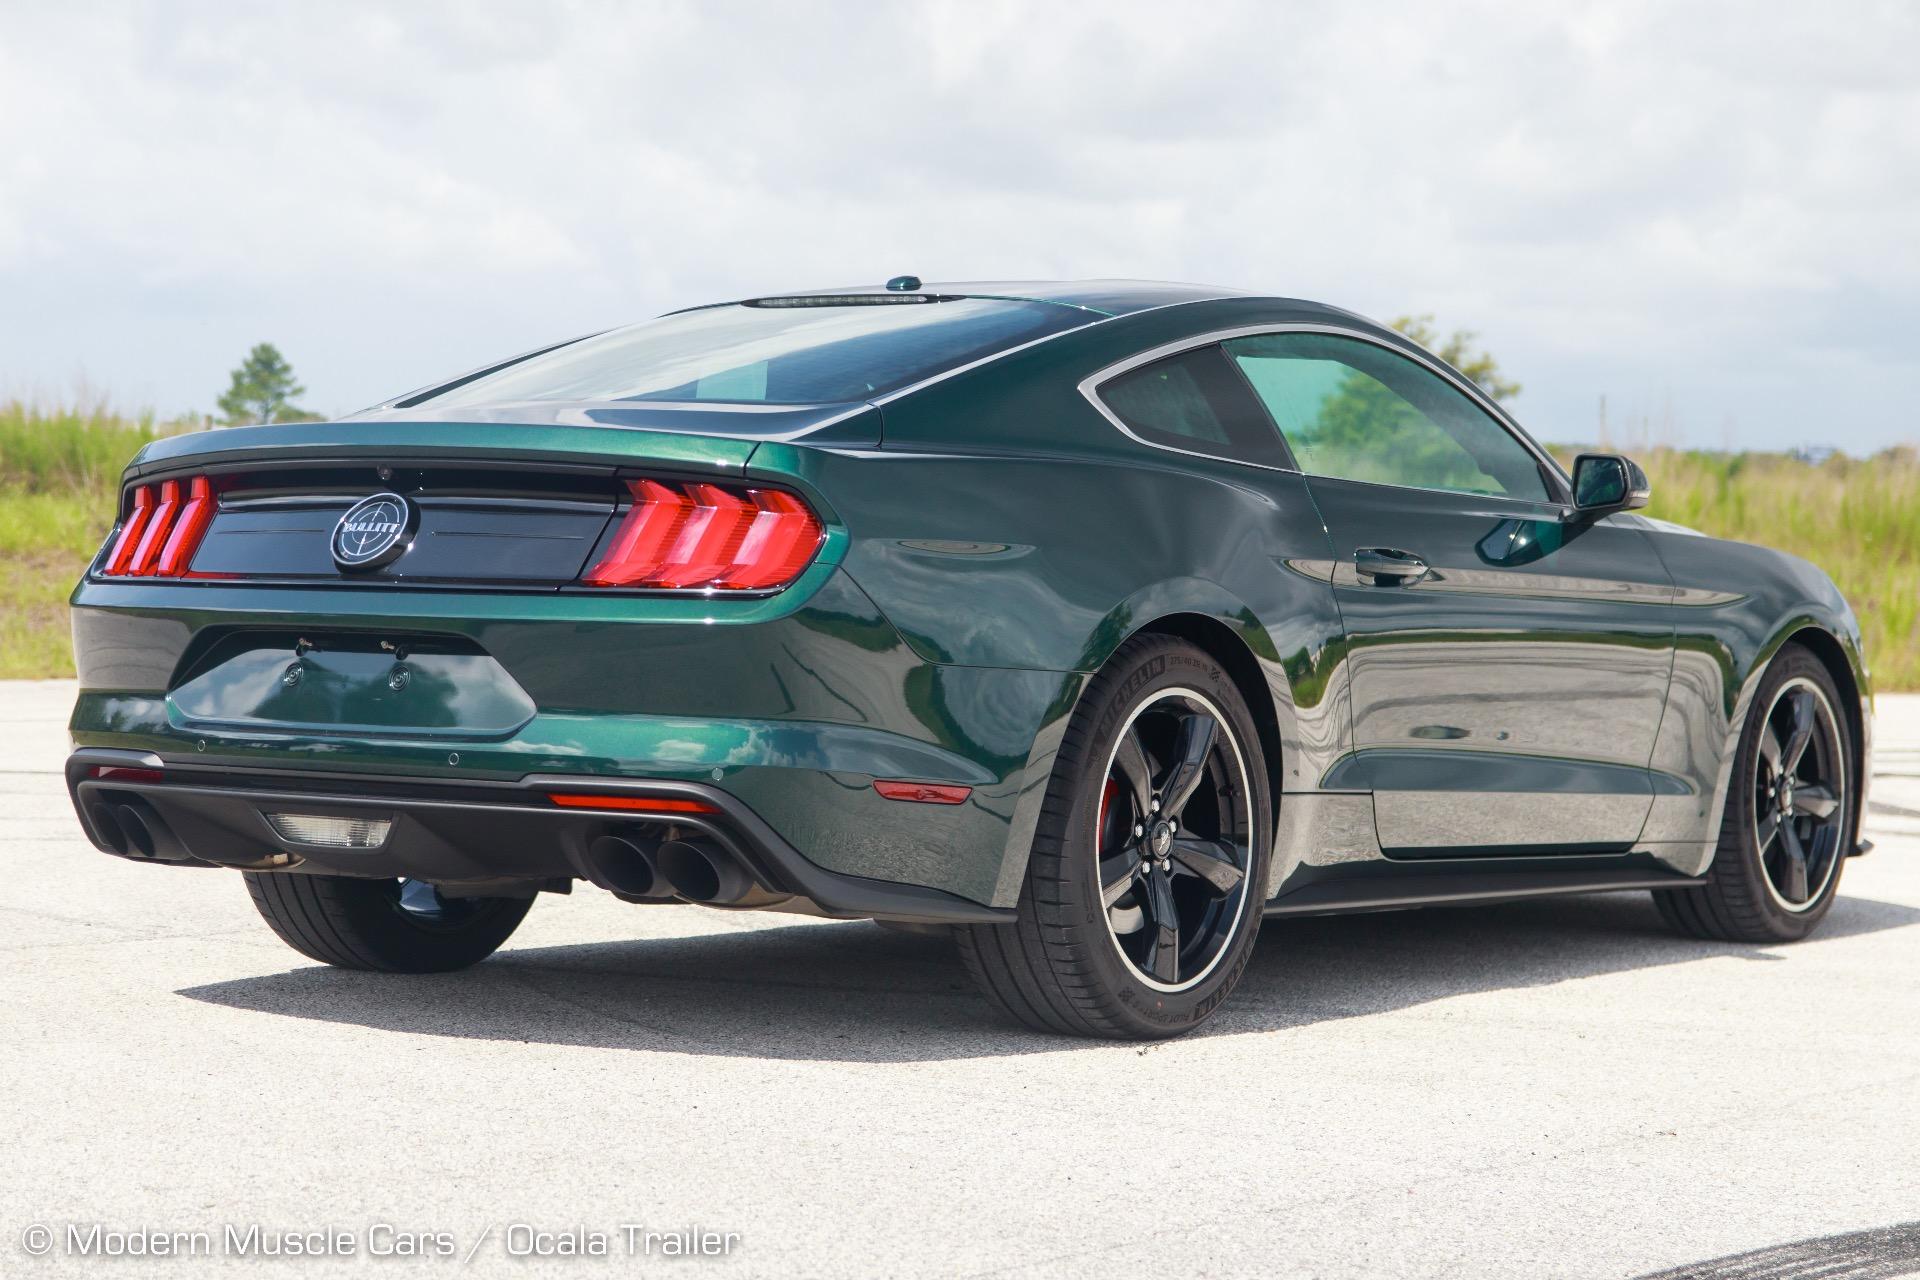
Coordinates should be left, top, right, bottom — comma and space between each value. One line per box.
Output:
3, 679, 1917, 1278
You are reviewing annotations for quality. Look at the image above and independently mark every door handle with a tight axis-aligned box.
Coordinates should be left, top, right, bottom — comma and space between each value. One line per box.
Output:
1354, 547, 1430, 585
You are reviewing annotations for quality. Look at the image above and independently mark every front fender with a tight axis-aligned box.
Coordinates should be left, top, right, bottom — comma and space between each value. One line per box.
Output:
1640, 525, 1872, 873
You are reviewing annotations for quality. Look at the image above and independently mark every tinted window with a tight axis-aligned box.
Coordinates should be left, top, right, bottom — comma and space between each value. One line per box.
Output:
1097, 346, 1290, 467
412, 298, 1092, 408
1224, 333, 1550, 500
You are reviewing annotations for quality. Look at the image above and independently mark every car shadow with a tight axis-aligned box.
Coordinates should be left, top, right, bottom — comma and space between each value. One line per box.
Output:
176, 891, 1920, 1063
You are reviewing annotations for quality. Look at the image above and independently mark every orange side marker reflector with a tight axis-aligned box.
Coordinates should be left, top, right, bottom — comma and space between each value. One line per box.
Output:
873, 780, 972, 805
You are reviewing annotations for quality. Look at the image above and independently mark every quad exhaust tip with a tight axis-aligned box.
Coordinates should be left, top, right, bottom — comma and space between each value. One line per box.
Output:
582, 831, 756, 905
655, 837, 754, 905
113, 804, 159, 857
584, 831, 668, 900
106, 800, 180, 860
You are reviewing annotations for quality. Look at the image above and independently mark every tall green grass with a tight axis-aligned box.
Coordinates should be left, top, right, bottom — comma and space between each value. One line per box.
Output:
1559, 444, 1919, 690
0, 403, 189, 678
0, 401, 175, 495
0, 403, 1914, 686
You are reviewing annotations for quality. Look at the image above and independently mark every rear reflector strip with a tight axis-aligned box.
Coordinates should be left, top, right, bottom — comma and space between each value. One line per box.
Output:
582, 478, 823, 591
101, 474, 217, 578
873, 780, 973, 805
88, 765, 165, 784
545, 792, 719, 815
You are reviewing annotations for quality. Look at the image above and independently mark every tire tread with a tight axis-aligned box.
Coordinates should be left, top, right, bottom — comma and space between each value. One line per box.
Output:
1652, 643, 1849, 944
243, 873, 531, 972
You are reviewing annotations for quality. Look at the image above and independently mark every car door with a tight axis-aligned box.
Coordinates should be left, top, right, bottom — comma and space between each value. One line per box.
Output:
1222, 330, 1677, 856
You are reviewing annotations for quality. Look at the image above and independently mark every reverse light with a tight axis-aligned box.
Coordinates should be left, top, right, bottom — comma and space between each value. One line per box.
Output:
101, 475, 217, 578
263, 812, 394, 849
582, 479, 823, 591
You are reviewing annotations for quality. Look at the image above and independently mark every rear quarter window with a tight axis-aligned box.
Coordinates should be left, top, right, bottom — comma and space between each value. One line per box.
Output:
1095, 346, 1291, 467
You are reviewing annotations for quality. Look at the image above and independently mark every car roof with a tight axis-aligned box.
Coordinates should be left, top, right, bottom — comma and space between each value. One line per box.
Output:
364, 282, 1384, 424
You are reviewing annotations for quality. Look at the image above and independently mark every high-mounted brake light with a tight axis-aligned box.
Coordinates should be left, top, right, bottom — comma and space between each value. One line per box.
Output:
101, 475, 218, 578
746, 294, 933, 307
582, 478, 823, 591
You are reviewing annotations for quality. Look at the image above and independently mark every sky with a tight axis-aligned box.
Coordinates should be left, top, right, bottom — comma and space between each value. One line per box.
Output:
2, 1, 1916, 452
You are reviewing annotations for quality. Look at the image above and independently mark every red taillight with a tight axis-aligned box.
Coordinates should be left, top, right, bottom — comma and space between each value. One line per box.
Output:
720, 491, 826, 589
102, 474, 217, 578
157, 476, 215, 576
125, 479, 180, 575
546, 792, 718, 814
102, 486, 155, 575
581, 480, 693, 586
582, 478, 823, 591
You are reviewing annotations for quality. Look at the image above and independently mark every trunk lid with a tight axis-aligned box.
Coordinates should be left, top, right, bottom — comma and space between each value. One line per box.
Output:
105, 407, 868, 590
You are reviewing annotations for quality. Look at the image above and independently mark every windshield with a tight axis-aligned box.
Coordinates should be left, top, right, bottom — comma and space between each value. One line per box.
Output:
410, 297, 1094, 409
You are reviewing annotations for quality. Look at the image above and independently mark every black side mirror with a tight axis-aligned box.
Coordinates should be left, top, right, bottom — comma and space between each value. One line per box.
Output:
1571, 453, 1651, 517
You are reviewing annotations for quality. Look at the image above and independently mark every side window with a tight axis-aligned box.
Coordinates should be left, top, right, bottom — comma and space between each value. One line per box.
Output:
1222, 333, 1551, 501
1096, 346, 1290, 467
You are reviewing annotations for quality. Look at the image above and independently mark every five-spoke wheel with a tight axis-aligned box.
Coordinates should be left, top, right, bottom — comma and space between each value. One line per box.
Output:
1096, 689, 1254, 991
1751, 677, 1847, 911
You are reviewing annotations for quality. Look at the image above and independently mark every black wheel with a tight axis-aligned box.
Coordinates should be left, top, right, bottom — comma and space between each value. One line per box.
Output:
957, 636, 1271, 1038
1654, 644, 1853, 943
244, 873, 533, 972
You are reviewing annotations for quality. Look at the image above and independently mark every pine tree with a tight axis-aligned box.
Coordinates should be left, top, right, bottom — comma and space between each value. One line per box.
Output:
216, 343, 316, 424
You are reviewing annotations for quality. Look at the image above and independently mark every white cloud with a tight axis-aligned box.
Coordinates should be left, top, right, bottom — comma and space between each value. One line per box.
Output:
0, 0, 1914, 448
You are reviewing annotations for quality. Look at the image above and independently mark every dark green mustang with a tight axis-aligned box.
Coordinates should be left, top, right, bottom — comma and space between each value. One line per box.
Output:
66, 279, 1874, 1038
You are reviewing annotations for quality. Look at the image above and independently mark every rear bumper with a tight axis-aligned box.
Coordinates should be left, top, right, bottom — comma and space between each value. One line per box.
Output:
66, 748, 1012, 925
66, 568, 1080, 909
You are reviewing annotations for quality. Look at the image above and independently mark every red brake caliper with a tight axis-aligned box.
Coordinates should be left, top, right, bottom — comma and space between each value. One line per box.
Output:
1099, 778, 1120, 849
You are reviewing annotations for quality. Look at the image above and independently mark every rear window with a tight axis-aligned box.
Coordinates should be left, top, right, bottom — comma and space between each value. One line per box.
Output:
410, 297, 1092, 409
